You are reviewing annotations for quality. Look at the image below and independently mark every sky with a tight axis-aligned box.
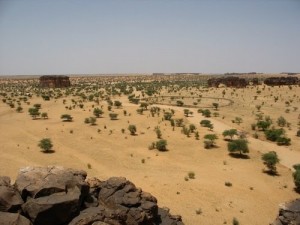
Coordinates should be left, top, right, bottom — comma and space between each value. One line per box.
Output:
0, 0, 300, 75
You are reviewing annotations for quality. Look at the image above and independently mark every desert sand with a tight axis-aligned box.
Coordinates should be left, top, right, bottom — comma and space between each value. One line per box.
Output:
0, 75, 299, 225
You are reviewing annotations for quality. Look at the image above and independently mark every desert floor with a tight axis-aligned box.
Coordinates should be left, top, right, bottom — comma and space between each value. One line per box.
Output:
0, 81, 299, 225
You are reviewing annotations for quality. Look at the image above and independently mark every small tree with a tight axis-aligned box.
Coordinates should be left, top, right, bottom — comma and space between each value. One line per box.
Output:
189, 124, 196, 133
222, 129, 238, 140
293, 165, 300, 192
212, 103, 219, 110
156, 139, 167, 151
128, 125, 137, 135
16, 106, 23, 113
28, 107, 40, 119
163, 112, 172, 121
114, 100, 122, 108
175, 118, 184, 127
262, 151, 279, 174
38, 138, 53, 153
176, 100, 184, 107
89, 117, 97, 125
202, 109, 211, 118
227, 139, 249, 156
257, 120, 271, 131
140, 102, 149, 110
93, 108, 103, 118
155, 127, 162, 139
184, 109, 192, 117
277, 116, 287, 127
203, 134, 218, 149
234, 117, 243, 125
41, 112, 48, 119
109, 113, 118, 120
61, 114, 73, 122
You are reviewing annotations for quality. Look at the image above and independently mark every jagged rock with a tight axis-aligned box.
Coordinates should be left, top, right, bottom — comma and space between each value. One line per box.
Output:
39, 75, 71, 88
156, 208, 184, 225
264, 77, 299, 86
15, 166, 88, 200
98, 177, 158, 225
207, 76, 248, 88
15, 166, 89, 225
0, 176, 24, 212
0, 167, 184, 225
0, 212, 32, 225
272, 199, 300, 225
69, 206, 127, 225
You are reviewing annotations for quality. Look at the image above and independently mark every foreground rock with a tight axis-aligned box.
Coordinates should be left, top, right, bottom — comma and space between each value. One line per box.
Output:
272, 199, 300, 225
0, 166, 184, 225
0, 176, 23, 212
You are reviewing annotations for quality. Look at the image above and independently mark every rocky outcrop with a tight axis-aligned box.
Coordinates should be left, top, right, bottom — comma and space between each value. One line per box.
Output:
272, 199, 300, 225
0, 166, 184, 225
264, 77, 299, 86
39, 75, 71, 88
0, 176, 23, 212
207, 76, 248, 88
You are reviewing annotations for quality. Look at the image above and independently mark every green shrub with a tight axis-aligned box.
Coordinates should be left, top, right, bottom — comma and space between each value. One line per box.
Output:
156, 139, 167, 151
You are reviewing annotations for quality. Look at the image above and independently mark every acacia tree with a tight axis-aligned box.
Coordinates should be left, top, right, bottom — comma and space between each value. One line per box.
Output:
262, 151, 279, 175
109, 113, 118, 120
28, 107, 40, 119
38, 138, 53, 153
155, 127, 162, 138
114, 100, 122, 108
128, 125, 137, 135
227, 139, 249, 156
61, 114, 73, 122
222, 129, 238, 140
93, 108, 103, 118
203, 134, 218, 149
156, 139, 167, 151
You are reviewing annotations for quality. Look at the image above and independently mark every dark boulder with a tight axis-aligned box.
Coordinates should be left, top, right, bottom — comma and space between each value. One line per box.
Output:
69, 206, 127, 225
15, 166, 89, 225
98, 177, 158, 225
15, 166, 89, 200
272, 199, 300, 225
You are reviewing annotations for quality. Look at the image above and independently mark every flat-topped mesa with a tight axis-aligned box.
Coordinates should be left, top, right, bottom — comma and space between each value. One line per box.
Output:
264, 77, 299, 86
39, 75, 71, 88
207, 76, 248, 88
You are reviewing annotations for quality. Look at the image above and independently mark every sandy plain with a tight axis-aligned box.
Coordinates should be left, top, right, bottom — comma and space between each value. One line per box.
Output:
0, 75, 299, 225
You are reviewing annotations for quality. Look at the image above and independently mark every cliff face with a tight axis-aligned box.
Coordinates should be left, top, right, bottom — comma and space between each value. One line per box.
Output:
0, 166, 184, 225
39, 75, 71, 88
264, 77, 299, 86
207, 77, 248, 88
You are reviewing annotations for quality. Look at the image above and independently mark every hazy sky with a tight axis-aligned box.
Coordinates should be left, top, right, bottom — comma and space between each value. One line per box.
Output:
0, 0, 299, 75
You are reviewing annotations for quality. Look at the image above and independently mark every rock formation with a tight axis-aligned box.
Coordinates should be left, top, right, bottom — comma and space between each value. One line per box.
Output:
207, 76, 248, 88
264, 77, 299, 86
272, 199, 300, 225
39, 75, 71, 88
0, 166, 184, 225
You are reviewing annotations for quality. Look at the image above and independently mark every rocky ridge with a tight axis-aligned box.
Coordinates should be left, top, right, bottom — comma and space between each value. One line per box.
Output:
0, 166, 184, 225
